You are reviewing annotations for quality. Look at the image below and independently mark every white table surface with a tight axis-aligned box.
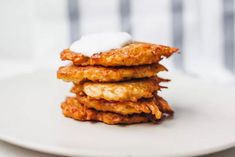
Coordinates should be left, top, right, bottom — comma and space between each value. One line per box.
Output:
0, 59, 234, 157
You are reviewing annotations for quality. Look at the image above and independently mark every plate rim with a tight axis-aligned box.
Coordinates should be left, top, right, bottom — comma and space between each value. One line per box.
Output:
1, 129, 235, 157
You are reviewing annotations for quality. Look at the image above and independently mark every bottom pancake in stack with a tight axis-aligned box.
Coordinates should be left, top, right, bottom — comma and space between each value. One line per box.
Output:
60, 77, 173, 125
61, 95, 173, 125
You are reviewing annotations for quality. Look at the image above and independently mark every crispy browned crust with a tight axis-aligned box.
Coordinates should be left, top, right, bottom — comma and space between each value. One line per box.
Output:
57, 63, 167, 83
156, 95, 174, 115
61, 97, 151, 125
76, 94, 162, 119
71, 77, 164, 102
60, 42, 179, 66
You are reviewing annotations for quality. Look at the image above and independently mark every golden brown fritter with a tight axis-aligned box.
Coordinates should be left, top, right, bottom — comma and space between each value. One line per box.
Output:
71, 77, 163, 102
61, 97, 151, 125
60, 42, 179, 66
57, 63, 167, 83
76, 94, 162, 119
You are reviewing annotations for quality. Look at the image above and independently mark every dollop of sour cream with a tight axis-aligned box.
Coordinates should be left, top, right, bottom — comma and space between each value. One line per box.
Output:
69, 32, 132, 56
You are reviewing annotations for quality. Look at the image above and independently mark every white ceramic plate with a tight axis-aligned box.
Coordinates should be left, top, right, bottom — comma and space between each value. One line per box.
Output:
0, 70, 235, 157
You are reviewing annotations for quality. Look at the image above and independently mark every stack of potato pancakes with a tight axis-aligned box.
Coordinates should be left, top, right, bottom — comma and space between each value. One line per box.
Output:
57, 42, 178, 125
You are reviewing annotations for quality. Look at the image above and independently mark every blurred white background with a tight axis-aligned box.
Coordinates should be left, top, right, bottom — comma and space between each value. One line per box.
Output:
0, 0, 235, 82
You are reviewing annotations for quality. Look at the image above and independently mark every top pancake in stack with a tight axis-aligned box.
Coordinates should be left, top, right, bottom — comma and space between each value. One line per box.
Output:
60, 42, 178, 67
58, 41, 178, 125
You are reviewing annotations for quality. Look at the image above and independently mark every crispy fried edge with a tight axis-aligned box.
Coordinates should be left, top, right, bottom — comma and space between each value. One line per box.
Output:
155, 95, 174, 115
61, 97, 151, 125
60, 42, 179, 66
57, 63, 167, 83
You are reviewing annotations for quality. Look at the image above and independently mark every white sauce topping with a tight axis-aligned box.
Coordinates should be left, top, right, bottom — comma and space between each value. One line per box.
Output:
69, 32, 132, 56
